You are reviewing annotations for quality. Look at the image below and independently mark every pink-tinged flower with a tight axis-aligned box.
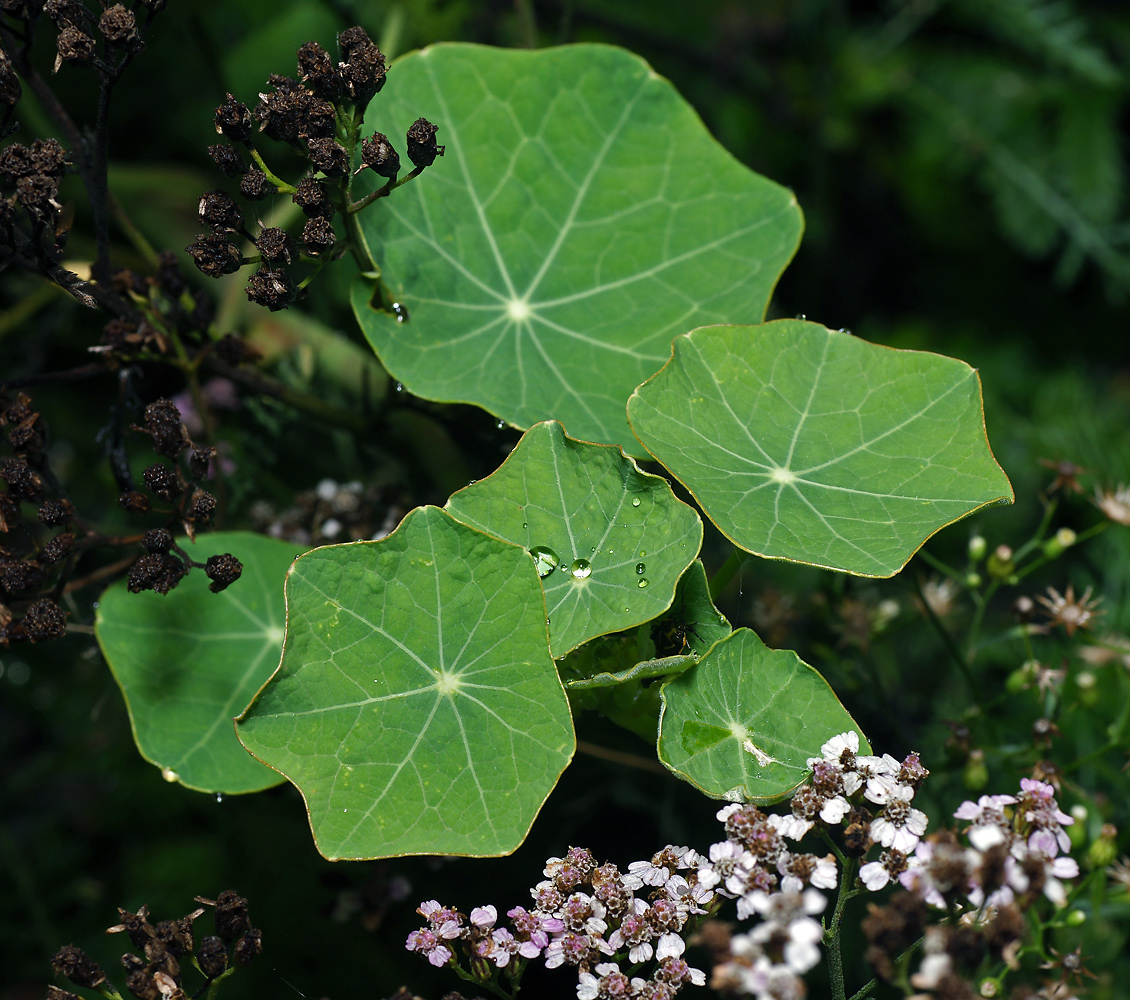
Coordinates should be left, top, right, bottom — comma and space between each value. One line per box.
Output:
898, 839, 979, 908
415, 900, 464, 939
860, 849, 909, 892
469, 905, 497, 928
576, 962, 629, 1000
1017, 778, 1073, 854
607, 898, 655, 964
654, 955, 706, 988
698, 840, 754, 895
859, 753, 902, 804
1008, 848, 1081, 907
871, 785, 928, 853
506, 905, 563, 958
778, 852, 838, 894
745, 890, 827, 975
663, 873, 714, 914
405, 928, 454, 967
954, 794, 1017, 850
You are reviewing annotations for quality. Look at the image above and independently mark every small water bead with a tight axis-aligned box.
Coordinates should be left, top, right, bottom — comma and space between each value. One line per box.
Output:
394, 382, 404, 393
496, 419, 506, 429
631, 498, 641, 507
530, 545, 560, 578
639, 550, 647, 557
636, 562, 646, 574
522, 522, 528, 530
637, 578, 649, 588
570, 558, 592, 579
215, 793, 224, 804
391, 302, 410, 322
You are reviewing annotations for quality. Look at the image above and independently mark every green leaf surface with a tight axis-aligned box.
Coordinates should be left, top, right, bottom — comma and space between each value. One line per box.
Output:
445, 421, 702, 656
95, 532, 299, 794
351, 43, 802, 454
658, 628, 869, 803
628, 320, 1014, 577
236, 506, 575, 860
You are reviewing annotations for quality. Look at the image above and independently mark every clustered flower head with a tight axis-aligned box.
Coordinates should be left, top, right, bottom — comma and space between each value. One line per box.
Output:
188, 26, 444, 312
406, 733, 1085, 1000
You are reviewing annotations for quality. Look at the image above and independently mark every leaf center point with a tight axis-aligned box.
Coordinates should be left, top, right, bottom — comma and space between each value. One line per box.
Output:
507, 298, 532, 322
435, 669, 464, 695
769, 466, 796, 485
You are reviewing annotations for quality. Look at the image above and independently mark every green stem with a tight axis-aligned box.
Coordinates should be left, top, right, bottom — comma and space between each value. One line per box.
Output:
249, 148, 297, 194
826, 854, 860, 1000
916, 547, 966, 585
205, 965, 236, 1000
1012, 521, 1111, 582
964, 579, 999, 662
709, 547, 747, 600
912, 572, 979, 697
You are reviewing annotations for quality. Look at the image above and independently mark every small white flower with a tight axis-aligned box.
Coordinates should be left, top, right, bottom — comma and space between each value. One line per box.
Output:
860, 860, 891, 891
820, 731, 859, 761
871, 785, 928, 853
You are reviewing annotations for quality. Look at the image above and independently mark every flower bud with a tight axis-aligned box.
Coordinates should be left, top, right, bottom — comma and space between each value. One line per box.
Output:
1064, 908, 1087, 927
963, 749, 988, 791
406, 118, 445, 169
986, 545, 1014, 580
965, 572, 982, 589
1042, 527, 1077, 559
968, 533, 987, 562
1087, 829, 1117, 869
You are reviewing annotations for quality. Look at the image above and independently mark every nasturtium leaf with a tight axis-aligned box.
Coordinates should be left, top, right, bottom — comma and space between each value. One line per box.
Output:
350, 43, 802, 454
658, 628, 869, 803
236, 506, 575, 860
628, 321, 1014, 577
94, 531, 299, 794
444, 421, 702, 656
646, 559, 731, 659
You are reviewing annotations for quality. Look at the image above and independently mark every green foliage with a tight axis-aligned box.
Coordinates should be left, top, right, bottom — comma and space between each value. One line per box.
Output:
350, 43, 802, 454
235, 506, 575, 859
94, 532, 296, 794
658, 628, 869, 803
628, 320, 1013, 577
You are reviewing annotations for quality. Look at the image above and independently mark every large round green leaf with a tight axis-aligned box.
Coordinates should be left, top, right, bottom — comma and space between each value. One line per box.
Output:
351, 43, 802, 454
628, 320, 1014, 577
94, 531, 298, 794
236, 506, 575, 860
658, 628, 869, 803
444, 421, 702, 656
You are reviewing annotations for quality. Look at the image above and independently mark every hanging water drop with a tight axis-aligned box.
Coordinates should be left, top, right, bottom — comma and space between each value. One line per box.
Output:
795, 313, 807, 320
631, 497, 641, 508
394, 382, 404, 393
530, 546, 560, 578
496, 419, 506, 430
637, 578, 649, 589
570, 558, 592, 579
390, 302, 410, 322
215, 792, 224, 804
636, 562, 646, 574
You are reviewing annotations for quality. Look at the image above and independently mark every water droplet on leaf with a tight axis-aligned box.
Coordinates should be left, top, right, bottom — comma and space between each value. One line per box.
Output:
636, 562, 646, 574
161, 768, 179, 783
530, 546, 560, 578
391, 302, 410, 322
570, 558, 592, 579
631, 497, 641, 507
637, 578, 649, 589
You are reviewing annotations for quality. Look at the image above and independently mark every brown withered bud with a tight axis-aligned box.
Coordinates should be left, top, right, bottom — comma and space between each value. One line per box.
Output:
107, 906, 155, 950
43, 0, 87, 28
302, 217, 335, 257
292, 177, 333, 218
360, 132, 399, 179
245, 268, 293, 312
186, 234, 243, 278
119, 490, 152, 515
208, 143, 245, 178
125, 968, 159, 1000
299, 97, 337, 140
239, 168, 271, 201
51, 945, 106, 988
205, 553, 242, 593
0, 493, 20, 533
0, 142, 32, 182
297, 40, 339, 99
16, 173, 63, 221
306, 137, 348, 177
128, 553, 186, 595
0, 556, 44, 595
233, 927, 262, 966
256, 227, 293, 264
22, 138, 68, 178
842, 805, 872, 855
38, 498, 73, 526
153, 919, 192, 957
144, 399, 190, 459
120, 954, 145, 973
214, 94, 252, 142
196, 935, 227, 978
336, 26, 385, 107
142, 463, 181, 500
198, 190, 244, 232
406, 118, 444, 170
154, 250, 186, 298
141, 528, 173, 553
99, 4, 137, 46
2, 456, 44, 501
199, 890, 250, 943
55, 25, 95, 72
42, 531, 75, 563
46, 986, 80, 1000
189, 446, 216, 480
189, 489, 217, 524
23, 597, 66, 641
8, 412, 45, 452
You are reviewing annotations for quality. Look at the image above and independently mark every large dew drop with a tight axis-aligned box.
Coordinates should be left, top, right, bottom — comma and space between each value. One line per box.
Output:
530, 545, 560, 578
570, 558, 592, 580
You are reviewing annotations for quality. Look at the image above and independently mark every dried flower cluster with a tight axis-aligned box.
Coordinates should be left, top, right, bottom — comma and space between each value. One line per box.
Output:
188, 26, 444, 312
48, 891, 260, 1000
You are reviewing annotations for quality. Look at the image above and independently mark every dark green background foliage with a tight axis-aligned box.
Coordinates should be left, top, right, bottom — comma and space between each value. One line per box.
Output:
3, 1, 1130, 998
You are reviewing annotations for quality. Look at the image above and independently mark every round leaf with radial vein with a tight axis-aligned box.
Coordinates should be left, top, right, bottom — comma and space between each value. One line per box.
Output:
350, 43, 802, 456
627, 320, 1013, 577
236, 506, 575, 860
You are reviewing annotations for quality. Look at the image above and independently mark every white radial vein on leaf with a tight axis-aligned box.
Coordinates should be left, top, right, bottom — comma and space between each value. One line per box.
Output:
451, 699, 501, 838
528, 333, 603, 429
425, 58, 518, 301
520, 73, 650, 303
529, 311, 655, 359
783, 335, 831, 471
